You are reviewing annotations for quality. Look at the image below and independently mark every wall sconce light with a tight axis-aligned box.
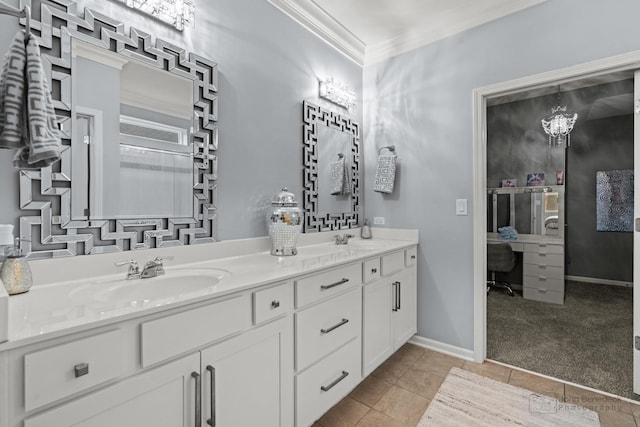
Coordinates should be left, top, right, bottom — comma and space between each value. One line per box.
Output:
117, 0, 195, 31
319, 77, 357, 111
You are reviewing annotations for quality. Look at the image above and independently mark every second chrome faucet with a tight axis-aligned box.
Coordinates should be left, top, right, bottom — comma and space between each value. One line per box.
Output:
115, 256, 174, 280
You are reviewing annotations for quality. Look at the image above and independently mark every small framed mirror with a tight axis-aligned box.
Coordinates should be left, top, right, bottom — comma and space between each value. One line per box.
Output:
302, 100, 360, 232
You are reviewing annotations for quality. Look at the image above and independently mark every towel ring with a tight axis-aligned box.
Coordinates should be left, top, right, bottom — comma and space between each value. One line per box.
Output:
23, 6, 30, 38
378, 145, 396, 155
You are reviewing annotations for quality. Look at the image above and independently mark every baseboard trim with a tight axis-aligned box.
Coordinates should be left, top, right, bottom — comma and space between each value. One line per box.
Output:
565, 275, 632, 288
409, 335, 475, 361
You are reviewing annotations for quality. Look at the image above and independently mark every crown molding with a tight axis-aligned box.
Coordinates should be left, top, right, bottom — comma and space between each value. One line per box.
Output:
364, 0, 547, 66
267, 0, 365, 66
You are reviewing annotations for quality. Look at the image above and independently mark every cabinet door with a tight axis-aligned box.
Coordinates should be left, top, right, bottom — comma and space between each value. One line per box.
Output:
392, 266, 417, 350
200, 317, 293, 427
362, 278, 393, 377
25, 353, 200, 427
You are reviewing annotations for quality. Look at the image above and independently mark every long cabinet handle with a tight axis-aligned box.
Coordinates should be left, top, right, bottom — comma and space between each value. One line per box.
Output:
397, 281, 401, 311
321, 278, 349, 290
321, 318, 349, 334
206, 365, 216, 426
392, 282, 399, 312
191, 372, 202, 427
320, 370, 349, 392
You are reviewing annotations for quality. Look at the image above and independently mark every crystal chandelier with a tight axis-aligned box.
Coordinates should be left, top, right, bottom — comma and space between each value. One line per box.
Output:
118, 0, 195, 30
541, 105, 578, 147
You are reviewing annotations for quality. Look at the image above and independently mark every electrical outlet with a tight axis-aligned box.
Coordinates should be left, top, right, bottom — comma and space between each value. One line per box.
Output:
373, 217, 385, 225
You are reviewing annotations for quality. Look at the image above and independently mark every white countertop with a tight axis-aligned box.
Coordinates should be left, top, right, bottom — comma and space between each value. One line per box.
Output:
0, 228, 418, 350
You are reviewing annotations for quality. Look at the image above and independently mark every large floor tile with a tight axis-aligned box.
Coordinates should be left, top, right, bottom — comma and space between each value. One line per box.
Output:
461, 360, 511, 383
370, 351, 415, 383
396, 367, 445, 400
411, 350, 465, 377
316, 397, 370, 427
354, 410, 406, 427
373, 384, 429, 425
349, 375, 394, 407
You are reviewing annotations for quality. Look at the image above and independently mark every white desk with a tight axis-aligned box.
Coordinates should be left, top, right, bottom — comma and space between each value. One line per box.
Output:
488, 235, 564, 304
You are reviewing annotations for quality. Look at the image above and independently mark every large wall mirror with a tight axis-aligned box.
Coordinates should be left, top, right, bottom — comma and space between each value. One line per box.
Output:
302, 100, 359, 232
17, 0, 218, 259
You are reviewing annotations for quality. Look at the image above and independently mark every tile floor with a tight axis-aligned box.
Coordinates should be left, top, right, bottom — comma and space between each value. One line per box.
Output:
312, 343, 640, 427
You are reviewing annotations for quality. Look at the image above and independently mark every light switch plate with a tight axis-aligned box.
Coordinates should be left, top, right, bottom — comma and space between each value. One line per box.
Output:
456, 199, 468, 216
373, 217, 385, 225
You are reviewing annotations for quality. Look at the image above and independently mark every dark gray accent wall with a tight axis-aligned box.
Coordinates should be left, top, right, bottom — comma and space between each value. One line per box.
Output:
364, 0, 640, 350
487, 80, 633, 282
0, 0, 363, 241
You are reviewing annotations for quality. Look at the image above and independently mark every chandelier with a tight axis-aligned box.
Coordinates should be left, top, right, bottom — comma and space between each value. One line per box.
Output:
541, 105, 578, 147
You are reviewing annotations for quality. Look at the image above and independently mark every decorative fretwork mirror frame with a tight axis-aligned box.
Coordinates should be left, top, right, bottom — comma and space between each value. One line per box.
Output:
302, 100, 360, 232
18, 0, 218, 259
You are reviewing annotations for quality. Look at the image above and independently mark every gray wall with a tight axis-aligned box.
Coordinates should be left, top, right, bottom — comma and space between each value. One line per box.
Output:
363, 0, 640, 350
487, 80, 634, 283
0, 0, 362, 240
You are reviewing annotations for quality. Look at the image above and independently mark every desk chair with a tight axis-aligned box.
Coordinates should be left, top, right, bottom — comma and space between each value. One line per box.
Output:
487, 242, 517, 296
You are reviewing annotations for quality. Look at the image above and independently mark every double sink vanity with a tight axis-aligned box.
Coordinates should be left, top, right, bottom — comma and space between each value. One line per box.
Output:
0, 228, 418, 427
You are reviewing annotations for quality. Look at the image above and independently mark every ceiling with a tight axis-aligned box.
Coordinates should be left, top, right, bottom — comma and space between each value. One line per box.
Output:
268, 0, 548, 66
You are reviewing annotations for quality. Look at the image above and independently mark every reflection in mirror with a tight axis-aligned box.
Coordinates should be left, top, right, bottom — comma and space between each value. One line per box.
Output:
16, 0, 219, 258
317, 124, 352, 215
302, 101, 360, 232
70, 40, 194, 220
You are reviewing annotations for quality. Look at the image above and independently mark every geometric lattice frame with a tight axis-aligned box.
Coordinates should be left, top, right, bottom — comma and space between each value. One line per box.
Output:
302, 100, 359, 232
18, 0, 218, 259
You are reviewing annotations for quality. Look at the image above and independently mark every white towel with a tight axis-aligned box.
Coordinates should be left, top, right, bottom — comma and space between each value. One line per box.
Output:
330, 157, 345, 195
0, 31, 61, 169
373, 154, 397, 193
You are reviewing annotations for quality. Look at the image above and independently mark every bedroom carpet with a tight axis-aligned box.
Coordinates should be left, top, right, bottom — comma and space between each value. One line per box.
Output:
487, 280, 635, 400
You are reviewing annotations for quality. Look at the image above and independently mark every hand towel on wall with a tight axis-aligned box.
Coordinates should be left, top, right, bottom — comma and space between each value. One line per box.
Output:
0, 31, 61, 169
341, 158, 351, 195
373, 153, 397, 194
330, 156, 347, 195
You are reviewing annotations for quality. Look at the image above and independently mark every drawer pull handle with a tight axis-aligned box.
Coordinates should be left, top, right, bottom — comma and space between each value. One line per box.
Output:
321, 278, 349, 290
371, 268, 378, 274
271, 300, 280, 309
539, 289, 547, 293
321, 318, 349, 334
539, 276, 547, 281
192, 371, 202, 427
539, 253, 547, 257
320, 370, 349, 392
410, 255, 416, 260
207, 365, 216, 426
74, 363, 89, 378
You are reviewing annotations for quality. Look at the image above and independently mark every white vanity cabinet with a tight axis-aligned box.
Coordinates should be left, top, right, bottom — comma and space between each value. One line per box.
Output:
293, 264, 363, 427
24, 353, 200, 427
362, 247, 417, 377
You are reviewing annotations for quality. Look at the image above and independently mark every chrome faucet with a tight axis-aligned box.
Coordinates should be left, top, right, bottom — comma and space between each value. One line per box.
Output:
115, 256, 174, 280
114, 259, 141, 280
334, 234, 354, 245
140, 256, 174, 279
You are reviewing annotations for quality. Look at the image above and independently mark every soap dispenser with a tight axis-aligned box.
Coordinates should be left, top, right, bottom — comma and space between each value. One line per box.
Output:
361, 219, 372, 239
268, 187, 303, 256
0, 238, 33, 295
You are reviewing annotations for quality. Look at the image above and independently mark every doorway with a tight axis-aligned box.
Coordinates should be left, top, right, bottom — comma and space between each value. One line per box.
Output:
472, 52, 640, 399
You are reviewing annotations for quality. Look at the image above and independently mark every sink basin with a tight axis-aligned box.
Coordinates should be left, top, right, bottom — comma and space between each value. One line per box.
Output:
69, 268, 230, 305
296, 240, 390, 259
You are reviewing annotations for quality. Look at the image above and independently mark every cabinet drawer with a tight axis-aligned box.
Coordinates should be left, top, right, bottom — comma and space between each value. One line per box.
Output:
295, 287, 361, 371
523, 263, 564, 280
362, 258, 381, 284
24, 329, 124, 412
523, 275, 564, 293
295, 262, 361, 308
381, 251, 404, 276
141, 294, 250, 367
524, 243, 563, 255
523, 287, 564, 304
296, 338, 361, 427
523, 252, 563, 267
253, 281, 293, 325
405, 247, 417, 267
